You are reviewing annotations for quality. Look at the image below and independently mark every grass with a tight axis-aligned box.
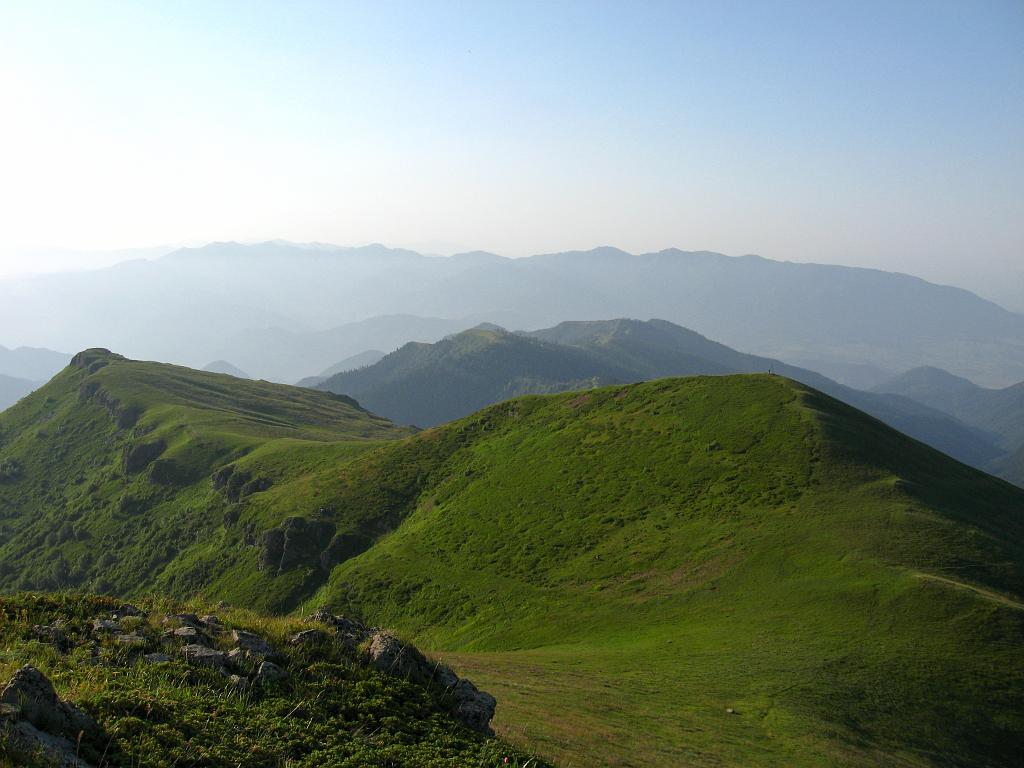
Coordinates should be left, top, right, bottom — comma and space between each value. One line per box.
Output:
2, 352, 1023, 765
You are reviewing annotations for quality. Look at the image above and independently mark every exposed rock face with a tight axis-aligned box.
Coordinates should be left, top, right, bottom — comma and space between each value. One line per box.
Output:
319, 532, 372, 572
122, 439, 166, 474
211, 464, 274, 502
0, 665, 98, 741
258, 517, 334, 573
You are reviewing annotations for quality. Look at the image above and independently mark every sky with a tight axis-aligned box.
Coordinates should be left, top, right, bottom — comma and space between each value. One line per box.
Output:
0, 0, 1021, 308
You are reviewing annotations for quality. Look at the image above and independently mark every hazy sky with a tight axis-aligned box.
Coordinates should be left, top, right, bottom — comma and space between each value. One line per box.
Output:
1, 1, 1021, 306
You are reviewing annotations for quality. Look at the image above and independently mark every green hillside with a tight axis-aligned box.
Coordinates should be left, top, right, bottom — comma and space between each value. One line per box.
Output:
0, 349, 409, 606
316, 319, 1007, 476
308, 376, 1024, 767
2, 352, 1023, 766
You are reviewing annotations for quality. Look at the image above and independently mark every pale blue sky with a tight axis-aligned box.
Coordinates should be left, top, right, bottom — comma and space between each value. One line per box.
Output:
0, 1, 1021, 306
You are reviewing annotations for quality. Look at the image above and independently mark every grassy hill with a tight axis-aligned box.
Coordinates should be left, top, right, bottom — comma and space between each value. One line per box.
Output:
303, 375, 1024, 767
2, 352, 1023, 765
315, 319, 1008, 478
0, 349, 409, 606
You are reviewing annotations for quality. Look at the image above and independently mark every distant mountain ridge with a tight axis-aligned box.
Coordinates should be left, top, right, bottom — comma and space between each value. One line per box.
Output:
874, 366, 1024, 463
314, 318, 1012, 481
1, 241, 1021, 386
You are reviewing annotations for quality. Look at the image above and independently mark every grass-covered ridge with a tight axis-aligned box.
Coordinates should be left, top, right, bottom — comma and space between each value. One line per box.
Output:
2, 353, 1023, 765
313, 377, 1024, 766
0, 592, 543, 767
0, 349, 409, 607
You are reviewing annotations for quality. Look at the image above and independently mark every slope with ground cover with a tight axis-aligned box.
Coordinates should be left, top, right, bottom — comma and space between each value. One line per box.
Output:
0, 592, 543, 767
2, 356, 1023, 766
308, 376, 1024, 767
0, 349, 409, 606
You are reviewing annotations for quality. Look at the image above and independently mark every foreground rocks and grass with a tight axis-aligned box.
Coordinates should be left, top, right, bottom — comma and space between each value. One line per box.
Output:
0, 592, 541, 767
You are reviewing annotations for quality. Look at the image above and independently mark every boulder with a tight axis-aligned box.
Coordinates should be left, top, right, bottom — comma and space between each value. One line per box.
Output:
232, 629, 274, 656
163, 613, 202, 628
181, 644, 226, 669
367, 631, 429, 681
0, 719, 95, 768
143, 653, 171, 664
172, 626, 203, 643
288, 629, 328, 646
115, 633, 146, 647
91, 618, 122, 633
0, 665, 98, 740
450, 678, 497, 734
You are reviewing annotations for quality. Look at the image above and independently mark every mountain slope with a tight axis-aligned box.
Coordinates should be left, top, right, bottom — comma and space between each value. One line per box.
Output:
2, 357, 1023, 765
0, 349, 408, 604
311, 376, 1024, 767
315, 327, 636, 427
874, 366, 1024, 454
296, 349, 387, 387
317, 319, 1006, 474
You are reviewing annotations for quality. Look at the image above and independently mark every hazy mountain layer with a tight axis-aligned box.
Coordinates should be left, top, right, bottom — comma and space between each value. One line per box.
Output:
0, 373, 39, 412
2, 241, 1022, 386
874, 366, 1024, 455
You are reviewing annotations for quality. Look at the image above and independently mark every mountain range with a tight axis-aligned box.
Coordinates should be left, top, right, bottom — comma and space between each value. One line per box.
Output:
1, 241, 1022, 386
314, 319, 1016, 484
0, 349, 1022, 765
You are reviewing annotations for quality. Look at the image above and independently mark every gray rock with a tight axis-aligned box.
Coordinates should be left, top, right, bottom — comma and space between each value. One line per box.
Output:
181, 644, 226, 668
288, 629, 327, 646
450, 678, 497, 734
114, 604, 143, 618
172, 626, 202, 642
92, 618, 122, 633
254, 661, 287, 685
0, 719, 95, 768
143, 653, 171, 664
232, 629, 274, 656
0, 665, 98, 740
115, 633, 146, 647
367, 631, 429, 681
163, 613, 202, 628
225, 647, 257, 674
200, 614, 222, 628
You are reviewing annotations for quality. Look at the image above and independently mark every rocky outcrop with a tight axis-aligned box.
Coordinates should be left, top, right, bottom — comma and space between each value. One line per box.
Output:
211, 465, 273, 503
309, 610, 497, 734
258, 517, 334, 573
122, 439, 166, 474
0, 665, 99, 767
